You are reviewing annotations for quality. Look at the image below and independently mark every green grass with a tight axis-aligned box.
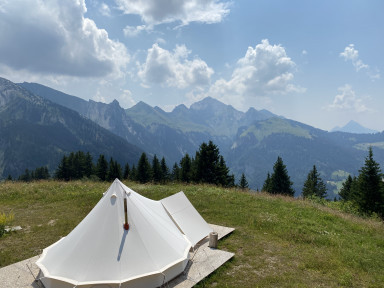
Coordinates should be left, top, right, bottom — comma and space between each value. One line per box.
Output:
1, 181, 384, 287
241, 118, 312, 142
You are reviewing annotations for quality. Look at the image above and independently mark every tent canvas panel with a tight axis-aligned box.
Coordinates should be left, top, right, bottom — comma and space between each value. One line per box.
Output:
161, 191, 213, 246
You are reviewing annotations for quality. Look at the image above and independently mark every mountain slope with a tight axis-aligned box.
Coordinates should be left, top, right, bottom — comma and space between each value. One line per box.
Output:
228, 118, 384, 195
0, 78, 143, 178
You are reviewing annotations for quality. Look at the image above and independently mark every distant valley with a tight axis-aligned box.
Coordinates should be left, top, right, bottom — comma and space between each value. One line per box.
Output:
1, 77, 383, 197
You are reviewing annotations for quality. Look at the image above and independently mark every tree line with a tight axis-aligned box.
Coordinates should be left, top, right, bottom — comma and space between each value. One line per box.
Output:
14, 140, 383, 217
261, 147, 384, 218
16, 141, 247, 188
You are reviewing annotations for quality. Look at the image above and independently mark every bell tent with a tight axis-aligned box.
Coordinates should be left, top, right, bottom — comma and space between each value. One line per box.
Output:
36, 179, 212, 288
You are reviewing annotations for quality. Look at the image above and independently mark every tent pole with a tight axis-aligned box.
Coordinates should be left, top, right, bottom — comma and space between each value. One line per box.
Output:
124, 198, 129, 230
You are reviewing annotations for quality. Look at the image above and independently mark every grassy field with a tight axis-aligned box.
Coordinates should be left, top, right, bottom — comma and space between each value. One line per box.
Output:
1, 181, 384, 287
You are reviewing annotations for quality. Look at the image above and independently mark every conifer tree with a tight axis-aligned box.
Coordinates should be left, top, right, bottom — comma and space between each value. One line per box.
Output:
262, 172, 272, 192
84, 152, 93, 178
55, 155, 70, 181
339, 175, 355, 201
137, 152, 152, 183
180, 154, 192, 183
96, 154, 108, 181
107, 158, 122, 181
269, 156, 295, 196
194, 141, 220, 184
239, 173, 249, 190
227, 174, 236, 187
193, 141, 232, 185
33, 166, 50, 180
160, 157, 169, 183
217, 155, 231, 186
123, 163, 130, 180
171, 162, 180, 182
152, 155, 162, 183
19, 169, 31, 182
302, 165, 327, 198
130, 164, 137, 181
356, 147, 384, 216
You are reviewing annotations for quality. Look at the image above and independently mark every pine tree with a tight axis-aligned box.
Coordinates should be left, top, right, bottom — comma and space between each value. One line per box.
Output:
96, 154, 108, 181
107, 158, 122, 181
152, 155, 162, 183
262, 172, 272, 192
84, 152, 93, 178
55, 155, 70, 181
339, 175, 354, 201
160, 157, 169, 183
137, 153, 152, 183
217, 155, 231, 186
33, 166, 50, 180
269, 156, 295, 196
130, 164, 137, 181
123, 163, 130, 180
19, 169, 31, 182
356, 147, 384, 216
180, 154, 192, 183
195, 141, 220, 184
193, 141, 232, 186
227, 174, 236, 187
302, 165, 327, 198
171, 162, 180, 182
239, 173, 249, 190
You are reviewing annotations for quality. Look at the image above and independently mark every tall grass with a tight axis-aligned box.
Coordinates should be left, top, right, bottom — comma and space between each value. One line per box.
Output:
1, 181, 384, 287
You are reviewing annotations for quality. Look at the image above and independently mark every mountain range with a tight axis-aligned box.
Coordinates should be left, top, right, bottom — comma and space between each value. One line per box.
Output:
0, 78, 143, 179
1, 77, 384, 197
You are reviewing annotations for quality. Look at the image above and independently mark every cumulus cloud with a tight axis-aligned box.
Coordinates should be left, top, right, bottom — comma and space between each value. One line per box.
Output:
340, 44, 368, 71
0, 0, 129, 78
138, 43, 214, 89
115, 0, 230, 26
328, 84, 369, 113
207, 39, 304, 107
340, 44, 381, 80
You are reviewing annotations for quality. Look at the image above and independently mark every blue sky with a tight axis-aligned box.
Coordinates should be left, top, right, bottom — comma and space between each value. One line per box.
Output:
0, 0, 383, 131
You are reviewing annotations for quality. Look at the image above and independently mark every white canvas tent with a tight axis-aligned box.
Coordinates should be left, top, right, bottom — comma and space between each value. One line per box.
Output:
36, 179, 212, 288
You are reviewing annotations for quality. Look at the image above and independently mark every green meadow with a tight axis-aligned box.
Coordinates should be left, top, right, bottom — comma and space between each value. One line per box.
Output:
1, 181, 384, 287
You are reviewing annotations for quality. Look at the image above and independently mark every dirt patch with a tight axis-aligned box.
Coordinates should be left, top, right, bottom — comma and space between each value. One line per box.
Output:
47, 219, 57, 226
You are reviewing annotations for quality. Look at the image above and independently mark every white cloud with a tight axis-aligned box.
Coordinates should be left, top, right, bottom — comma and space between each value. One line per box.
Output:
328, 84, 369, 113
0, 0, 129, 78
123, 25, 147, 37
138, 43, 214, 89
99, 2, 111, 17
115, 0, 231, 26
206, 39, 304, 108
340, 44, 368, 71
